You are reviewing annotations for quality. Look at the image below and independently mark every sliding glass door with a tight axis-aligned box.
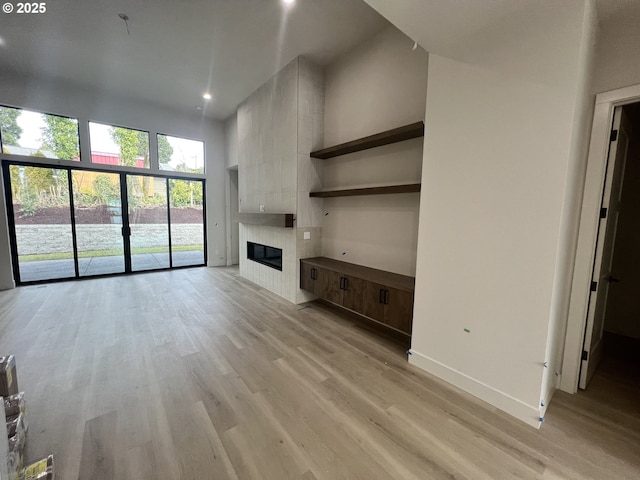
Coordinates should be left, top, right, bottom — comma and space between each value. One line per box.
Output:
7, 165, 76, 282
72, 171, 125, 276
128, 174, 170, 272
3, 161, 206, 284
169, 179, 205, 267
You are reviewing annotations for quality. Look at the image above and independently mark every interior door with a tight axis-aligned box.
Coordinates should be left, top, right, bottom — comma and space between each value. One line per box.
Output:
580, 107, 630, 389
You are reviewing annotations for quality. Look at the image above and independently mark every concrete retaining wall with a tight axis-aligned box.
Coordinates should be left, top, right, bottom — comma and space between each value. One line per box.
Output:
16, 224, 204, 255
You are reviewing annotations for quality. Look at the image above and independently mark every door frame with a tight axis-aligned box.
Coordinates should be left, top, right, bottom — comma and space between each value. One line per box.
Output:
225, 165, 239, 266
562, 84, 640, 393
2, 159, 207, 285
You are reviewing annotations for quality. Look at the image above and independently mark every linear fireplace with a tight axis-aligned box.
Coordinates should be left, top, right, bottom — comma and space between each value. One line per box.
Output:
247, 242, 283, 271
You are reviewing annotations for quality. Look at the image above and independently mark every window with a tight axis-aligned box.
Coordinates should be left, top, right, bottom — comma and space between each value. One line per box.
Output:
157, 134, 204, 174
89, 122, 150, 169
0, 106, 80, 161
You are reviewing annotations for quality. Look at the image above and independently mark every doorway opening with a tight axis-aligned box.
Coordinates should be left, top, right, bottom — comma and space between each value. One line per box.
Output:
226, 166, 239, 266
2, 160, 207, 284
577, 102, 640, 393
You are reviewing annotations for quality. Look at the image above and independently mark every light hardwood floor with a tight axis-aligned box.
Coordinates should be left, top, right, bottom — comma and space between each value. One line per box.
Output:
0, 266, 638, 479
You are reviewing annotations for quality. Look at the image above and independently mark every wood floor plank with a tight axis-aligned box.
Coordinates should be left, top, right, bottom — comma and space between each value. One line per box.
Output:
0, 266, 638, 479
78, 410, 118, 479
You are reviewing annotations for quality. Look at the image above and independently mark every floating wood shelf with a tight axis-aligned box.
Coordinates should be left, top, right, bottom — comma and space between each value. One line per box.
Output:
309, 183, 421, 198
310, 121, 424, 159
233, 212, 295, 228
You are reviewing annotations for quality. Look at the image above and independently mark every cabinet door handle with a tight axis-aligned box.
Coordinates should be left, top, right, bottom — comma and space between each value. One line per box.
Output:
339, 277, 344, 290
379, 288, 385, 304
311, 268, 316, 280
384, 289, 389, 305
343, 277, 348, 291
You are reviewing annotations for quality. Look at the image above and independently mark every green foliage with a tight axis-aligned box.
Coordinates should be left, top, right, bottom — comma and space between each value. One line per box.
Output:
9, 165, 21, 202
109, 127, 149, 168
143, 194, 167, 206
136, 131, 150, 168
110, 127, 139, 167
0, 107, 22, 146
20, 189, 38, 217
40, 116, 80, 160
158, 135, 174, 165
9, 166, 69, 216
169, 179, 203, 207
175, 162, 205, 175
24, 166, 55, 195
93, 174, 120, 204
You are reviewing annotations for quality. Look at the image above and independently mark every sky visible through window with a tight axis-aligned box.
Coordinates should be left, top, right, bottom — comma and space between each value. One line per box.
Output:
2, 107, 204, 173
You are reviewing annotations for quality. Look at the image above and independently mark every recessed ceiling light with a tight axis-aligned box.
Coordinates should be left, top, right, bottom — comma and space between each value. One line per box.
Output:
283, 0, 295, 4
202, 93, 212, 100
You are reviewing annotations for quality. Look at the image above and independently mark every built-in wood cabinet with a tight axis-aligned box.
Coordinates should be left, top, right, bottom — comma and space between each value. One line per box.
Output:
362, 282, 413, 334
300, 257, 414, 335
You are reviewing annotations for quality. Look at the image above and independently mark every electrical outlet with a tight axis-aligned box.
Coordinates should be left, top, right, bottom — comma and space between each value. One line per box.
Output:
304, 231, 311, 240
259, 204, 265, 212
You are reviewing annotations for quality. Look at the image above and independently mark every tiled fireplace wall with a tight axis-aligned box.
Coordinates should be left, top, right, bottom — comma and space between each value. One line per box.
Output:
237, 57, 324, 303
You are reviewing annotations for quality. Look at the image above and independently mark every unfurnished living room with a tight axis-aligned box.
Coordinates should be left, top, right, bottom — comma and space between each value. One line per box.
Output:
0, 0, 639, 478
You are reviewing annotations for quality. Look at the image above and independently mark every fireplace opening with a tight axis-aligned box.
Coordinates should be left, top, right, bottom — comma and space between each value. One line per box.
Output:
247, 242, 283, 271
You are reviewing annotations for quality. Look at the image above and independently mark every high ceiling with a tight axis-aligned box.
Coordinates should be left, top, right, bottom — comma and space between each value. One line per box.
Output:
3, 0, 637, 123
363, 0, 640, 62
0, 0, 389, 120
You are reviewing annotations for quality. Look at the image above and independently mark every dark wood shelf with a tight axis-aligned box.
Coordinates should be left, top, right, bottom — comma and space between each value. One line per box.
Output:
310, 121, 424, 159
309, 183, 421, 198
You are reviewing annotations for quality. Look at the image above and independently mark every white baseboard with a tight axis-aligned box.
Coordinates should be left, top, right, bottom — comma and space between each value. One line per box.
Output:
408, 349, 542, 429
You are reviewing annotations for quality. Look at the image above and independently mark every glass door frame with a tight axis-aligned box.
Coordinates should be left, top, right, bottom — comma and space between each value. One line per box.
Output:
2, 159, 207, 285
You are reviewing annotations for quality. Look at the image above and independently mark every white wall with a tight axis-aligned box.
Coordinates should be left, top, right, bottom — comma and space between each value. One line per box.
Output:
407, 4, 590, 426
224, 113, 240, 266
227, 169, 240, 266
542, 0, 597, 407
587, 10, 640, 339
224, 114, 239, 169
0, 71, 226, 290
295, 57, 325, 304
321, 27, 428, 276
592, 12, 640, 95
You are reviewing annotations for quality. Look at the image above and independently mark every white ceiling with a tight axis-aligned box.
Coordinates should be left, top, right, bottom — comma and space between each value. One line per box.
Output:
363, 0, 640, 61
0, 0, 389, 120
3, 0, 637, 123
